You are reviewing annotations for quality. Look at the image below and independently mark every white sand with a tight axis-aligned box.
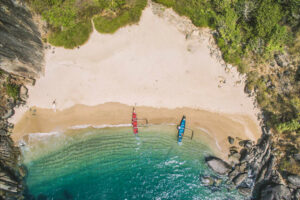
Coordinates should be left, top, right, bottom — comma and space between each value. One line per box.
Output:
11, 4, 261, 147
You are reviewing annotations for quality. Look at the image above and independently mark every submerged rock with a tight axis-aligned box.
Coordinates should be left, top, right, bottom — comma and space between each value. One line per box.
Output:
260, 184, 291, 200
201, 176, 215, 186
205, 156, 232, 175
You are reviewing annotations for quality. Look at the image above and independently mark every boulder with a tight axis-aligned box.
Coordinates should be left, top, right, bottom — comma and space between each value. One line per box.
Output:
287, 175, 300, 188
19, 85, 28, 101
229, 153, 240, 165
233, 173, 247, 186
205, 156, 232, 175
260, 184, 291, 200
238, 186, 251, 196
201, 176, 214, 186
1, 108, 14, 119
239, 140, 252, 148
228, 136, 234, 144
228, 167, 241, 181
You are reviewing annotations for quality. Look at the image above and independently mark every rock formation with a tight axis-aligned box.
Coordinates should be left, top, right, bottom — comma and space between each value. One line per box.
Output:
205, 127, 299, 200
0, 0, 44, 198
0, 0, 44, 78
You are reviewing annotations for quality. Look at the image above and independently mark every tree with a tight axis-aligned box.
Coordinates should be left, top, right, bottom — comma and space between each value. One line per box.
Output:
255, 0, 282, 38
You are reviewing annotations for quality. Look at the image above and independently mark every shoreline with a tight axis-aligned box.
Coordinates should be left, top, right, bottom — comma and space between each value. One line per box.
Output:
12, 102, 261, 160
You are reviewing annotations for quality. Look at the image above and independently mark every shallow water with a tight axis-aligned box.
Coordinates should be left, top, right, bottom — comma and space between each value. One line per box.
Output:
23, 125, 243, 200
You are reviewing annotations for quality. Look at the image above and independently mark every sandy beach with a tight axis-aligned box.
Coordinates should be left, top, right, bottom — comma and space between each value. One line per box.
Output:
11, 3, 261, 159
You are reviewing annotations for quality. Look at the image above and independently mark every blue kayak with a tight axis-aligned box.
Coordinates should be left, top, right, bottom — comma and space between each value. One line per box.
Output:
178, 116, 186, 144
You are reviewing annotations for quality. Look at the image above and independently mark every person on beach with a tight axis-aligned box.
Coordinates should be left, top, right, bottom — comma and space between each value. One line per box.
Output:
52, 100, 57, 112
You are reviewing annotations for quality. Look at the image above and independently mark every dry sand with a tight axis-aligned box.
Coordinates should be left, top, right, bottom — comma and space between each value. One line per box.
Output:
11, 3, 261, 159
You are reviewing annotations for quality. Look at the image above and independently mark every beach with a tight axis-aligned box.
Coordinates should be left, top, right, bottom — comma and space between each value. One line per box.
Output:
11, 3, 261, 159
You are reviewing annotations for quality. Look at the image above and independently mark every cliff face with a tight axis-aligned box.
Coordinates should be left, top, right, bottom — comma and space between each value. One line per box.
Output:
0, 0, 44, 78
0, 0, 44, 199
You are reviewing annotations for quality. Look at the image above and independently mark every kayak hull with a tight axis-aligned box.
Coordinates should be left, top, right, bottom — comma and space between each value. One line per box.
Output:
132, 111, 138, 134
178, 116, 186, 143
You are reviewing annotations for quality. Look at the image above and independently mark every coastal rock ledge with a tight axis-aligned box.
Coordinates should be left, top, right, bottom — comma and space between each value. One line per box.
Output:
205, 127, 299, 200
0, 0, 45, 199
205, 156, 232, 175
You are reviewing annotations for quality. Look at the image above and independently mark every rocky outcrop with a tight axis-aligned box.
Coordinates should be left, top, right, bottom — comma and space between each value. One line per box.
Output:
0, 75, 26, 199
0, 0, 44, 78
0, 0, 44, 198
205, 127, 299, 200
205, 156, 232, 175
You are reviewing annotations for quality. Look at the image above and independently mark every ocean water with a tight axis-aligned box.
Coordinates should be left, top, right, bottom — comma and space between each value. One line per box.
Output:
23, 125, 244, 200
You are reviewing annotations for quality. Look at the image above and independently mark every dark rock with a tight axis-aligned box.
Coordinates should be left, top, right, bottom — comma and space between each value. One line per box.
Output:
239, 148, 249, 162
228, 167, 241, 181
205, 156, 232, 175
1, 108, 14, 119
228, 136, 234, 144
229, 148, 238, 155
0, 129, 7, 135
228, 153, 240, 165
293, 154, 300, 162
238, 186, 252, 196
233, 173, 247, 186
287, 175, 300, 188
238, 140, 253, 148
0, 0, 44, 78
260, 184, 291, 200
294, 189, 300, 200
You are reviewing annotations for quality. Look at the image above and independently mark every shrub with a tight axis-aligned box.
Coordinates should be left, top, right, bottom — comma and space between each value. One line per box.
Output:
93, 0, 147, 34
49, 20, 92, 49
6, 83, 20, 100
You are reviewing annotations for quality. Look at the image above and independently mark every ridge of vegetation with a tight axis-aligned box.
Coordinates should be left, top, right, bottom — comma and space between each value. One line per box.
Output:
154, 0, 300, 174
27, 0, 147, 48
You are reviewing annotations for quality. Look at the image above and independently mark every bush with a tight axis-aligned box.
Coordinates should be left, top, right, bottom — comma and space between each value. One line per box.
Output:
6, 83, 20, 100
28, 0, 147, 48
49, 20, 92, 49
93, 11, 131, 34
276, 119, 300, 133
93, 0, 147, 34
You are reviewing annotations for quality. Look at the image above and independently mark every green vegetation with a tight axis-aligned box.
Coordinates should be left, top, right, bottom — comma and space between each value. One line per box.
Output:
49, 20, 92, 48
94, 0, 147, 33
5, 83, 20, 100
153, 0, 300, 174
27, 0, 299, 174
27, 0, 147, 48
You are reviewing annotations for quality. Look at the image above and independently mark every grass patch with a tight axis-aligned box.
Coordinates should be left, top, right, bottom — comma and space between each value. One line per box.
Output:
5, 83, 20, 100
93, 0, 147, 34
28, 0, 147, 48
49, 20, 92, 49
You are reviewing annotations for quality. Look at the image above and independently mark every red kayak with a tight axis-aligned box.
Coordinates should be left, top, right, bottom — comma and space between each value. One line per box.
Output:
132, 108, 138, 134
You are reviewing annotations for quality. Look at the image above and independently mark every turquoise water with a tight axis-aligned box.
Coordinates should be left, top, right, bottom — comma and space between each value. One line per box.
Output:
24, 125, 243, 200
